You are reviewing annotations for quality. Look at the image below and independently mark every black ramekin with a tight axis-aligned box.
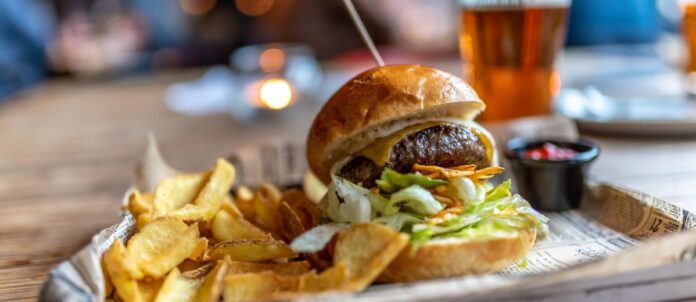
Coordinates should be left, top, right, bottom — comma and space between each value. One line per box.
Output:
504, 138, 600, 212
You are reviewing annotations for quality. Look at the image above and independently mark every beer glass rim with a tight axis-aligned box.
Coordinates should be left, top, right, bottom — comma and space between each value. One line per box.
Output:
459, 0, 571, 8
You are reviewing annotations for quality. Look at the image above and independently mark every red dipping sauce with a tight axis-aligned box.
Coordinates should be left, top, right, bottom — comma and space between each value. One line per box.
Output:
523, 143, 578, 160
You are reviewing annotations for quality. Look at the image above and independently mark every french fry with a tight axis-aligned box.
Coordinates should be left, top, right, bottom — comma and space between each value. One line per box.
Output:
223, 271, 303, 302
235, 185, 254, 202
251, 192, 281, 235
280, 189, 321, 230
103, 240, 144, 302
279, 201, 306, 242
167, 159, 235, 222
153, 268, 202, 302
207, 239, 297, 262
137, 279, 163, 302
128, 190, 155, 218
195, 259, 229, 302
222, 263, 347, 302
180, 260, 216, 279
211, 210, 270, 242
258, 183, 282, 206
334, 223, 408, 291
126, 218, 200, 278
189, 238, 208, 260
153, 173, 209, 216
300, 262, 347, 292
220, 196, 242, 217
101, 254, 114, 297
302, 172, 327, 204
135, 213, 155, 231
227, 260, 311, 276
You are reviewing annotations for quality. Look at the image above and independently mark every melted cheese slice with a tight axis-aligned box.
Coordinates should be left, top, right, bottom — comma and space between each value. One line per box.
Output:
356, 121, 494, 167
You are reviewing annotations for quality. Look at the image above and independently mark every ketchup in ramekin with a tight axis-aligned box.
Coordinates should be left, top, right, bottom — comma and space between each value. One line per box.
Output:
504, 139, 600, 211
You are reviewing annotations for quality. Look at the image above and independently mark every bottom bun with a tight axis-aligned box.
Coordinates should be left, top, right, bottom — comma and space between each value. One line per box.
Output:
377, 229, 536, 283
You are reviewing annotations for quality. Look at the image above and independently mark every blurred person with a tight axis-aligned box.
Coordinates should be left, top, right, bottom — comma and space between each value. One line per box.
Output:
0, 0, 412, 101
567, 0, 662, 46
0, 1, 54, 101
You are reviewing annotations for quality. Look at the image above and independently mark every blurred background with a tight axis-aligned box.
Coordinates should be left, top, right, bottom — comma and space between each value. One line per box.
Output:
2, 0, 696, 135
0, 0, 686, 98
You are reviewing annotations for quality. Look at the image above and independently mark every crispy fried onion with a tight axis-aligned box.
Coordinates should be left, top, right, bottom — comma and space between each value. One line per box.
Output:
412, 164, 504, 180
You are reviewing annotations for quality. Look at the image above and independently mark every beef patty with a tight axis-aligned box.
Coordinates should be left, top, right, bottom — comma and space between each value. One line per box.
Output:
337, 124, 489, 186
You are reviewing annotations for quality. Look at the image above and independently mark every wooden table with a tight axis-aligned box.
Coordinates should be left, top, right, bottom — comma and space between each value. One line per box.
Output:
2, 70, 696, 301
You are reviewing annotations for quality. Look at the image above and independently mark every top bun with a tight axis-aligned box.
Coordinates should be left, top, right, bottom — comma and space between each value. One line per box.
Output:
307, 64, 485, 183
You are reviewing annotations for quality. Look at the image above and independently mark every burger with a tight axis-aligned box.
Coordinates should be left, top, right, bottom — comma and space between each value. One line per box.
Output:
292, 64, 547, 282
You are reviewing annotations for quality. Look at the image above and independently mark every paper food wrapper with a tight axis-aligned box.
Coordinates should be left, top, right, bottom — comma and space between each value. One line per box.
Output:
40, 116, 696, 302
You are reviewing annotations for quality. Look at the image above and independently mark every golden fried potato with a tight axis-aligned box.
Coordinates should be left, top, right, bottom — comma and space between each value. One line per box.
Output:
137, 279, 162, 302
278, 201, 305, 242
167, 159, 235, 222
223, 272, 303, 302
189, 238, 208, 260
235, 185, 254, 202
280, 189, 321, 230
153, 172, 209, 216
251, 193, 281, 235
258, 183, 282, 206
128, 190, 155, 218
334, 223, 408, 291
300, 262, 347, 292
179, 260, 215, 279
207, 239, 297, 262
222, 263, 347, 301
103, 240, 144, 302
302, 172, 327, 204
101, 254, 114, 297
195, 259, 229, 302
126, 218, 200, 278
220, 197, 242, 217
211, 210, 270, 242
153, 268, 202, 302
135, 213, 155, 231
227, 260, 311, 276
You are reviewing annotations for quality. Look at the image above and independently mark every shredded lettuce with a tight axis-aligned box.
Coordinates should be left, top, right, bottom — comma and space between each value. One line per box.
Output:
290, 223, 349, 253
485, 179, 511, 202
388, 185, 443, 215
366, 191, 399, 215
323, 177, 372, 224
376, 168, 447, 193
409, 181, 548, 244
317, 170, 548, 252
373, 213, 423, 231
449, 177, 486, 204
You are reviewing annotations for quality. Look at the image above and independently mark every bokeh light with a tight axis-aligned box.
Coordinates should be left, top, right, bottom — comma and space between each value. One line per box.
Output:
259, 48, 285, 73
179, 0, 217, 15
259, 78, 293, 110
235, 0, 274, 16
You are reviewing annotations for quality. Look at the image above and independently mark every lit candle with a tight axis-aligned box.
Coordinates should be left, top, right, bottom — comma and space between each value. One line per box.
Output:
245, 77, 295, 110
259, 78, 293, 110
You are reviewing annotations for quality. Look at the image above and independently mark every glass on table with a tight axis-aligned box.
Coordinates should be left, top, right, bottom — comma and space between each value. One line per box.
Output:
458, 0, 570, 122
681, 0, 696, 94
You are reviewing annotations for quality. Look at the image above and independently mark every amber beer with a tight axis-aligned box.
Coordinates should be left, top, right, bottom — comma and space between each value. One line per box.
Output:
682, 2, 696, 94
459, 0, 569, 121
684, 3, 696, 72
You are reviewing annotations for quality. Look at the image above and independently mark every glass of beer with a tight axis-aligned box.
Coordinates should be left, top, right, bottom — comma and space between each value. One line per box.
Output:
682, 0, 696, 94
459, 0, 570, 122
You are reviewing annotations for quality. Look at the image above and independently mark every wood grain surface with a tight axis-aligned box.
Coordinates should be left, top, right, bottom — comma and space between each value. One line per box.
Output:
1, 70, 696, 301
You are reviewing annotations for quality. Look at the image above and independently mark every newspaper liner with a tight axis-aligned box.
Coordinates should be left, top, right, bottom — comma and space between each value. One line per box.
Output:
41, 117, 696, 302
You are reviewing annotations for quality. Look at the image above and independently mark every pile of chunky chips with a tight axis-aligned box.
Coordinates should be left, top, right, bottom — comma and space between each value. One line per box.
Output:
103, 159, 409, 302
